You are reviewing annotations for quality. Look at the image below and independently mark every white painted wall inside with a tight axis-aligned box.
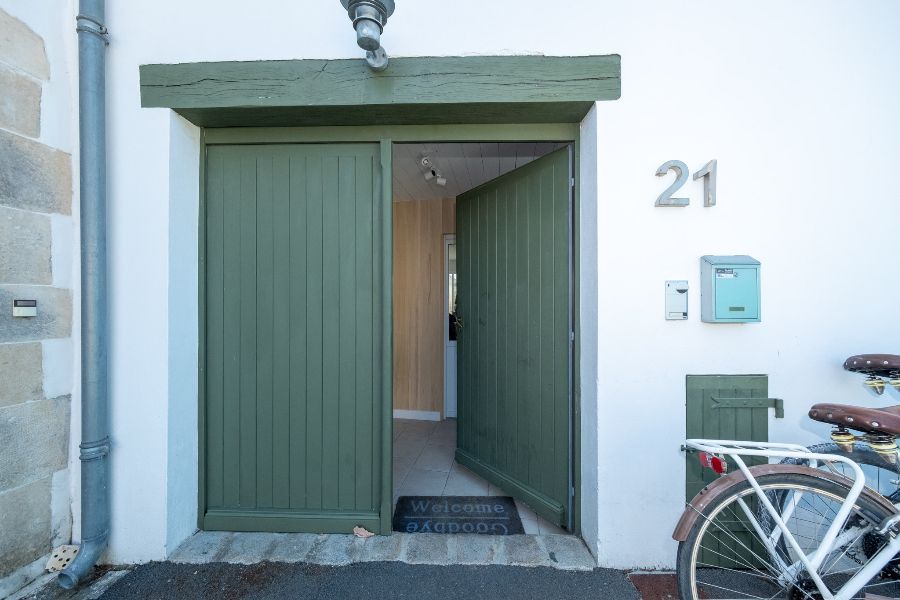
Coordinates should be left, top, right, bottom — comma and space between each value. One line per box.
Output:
85, 0, 900, 566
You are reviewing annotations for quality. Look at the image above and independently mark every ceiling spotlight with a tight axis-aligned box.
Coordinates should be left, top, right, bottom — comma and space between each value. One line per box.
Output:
420, 154, 449, 187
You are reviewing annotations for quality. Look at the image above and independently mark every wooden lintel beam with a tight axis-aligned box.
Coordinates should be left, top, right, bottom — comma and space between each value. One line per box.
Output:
139, 55, 620, 126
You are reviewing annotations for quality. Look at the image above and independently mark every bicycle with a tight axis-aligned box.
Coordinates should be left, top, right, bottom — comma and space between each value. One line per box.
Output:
674, 354, 900, 600
784, 354, 900, 502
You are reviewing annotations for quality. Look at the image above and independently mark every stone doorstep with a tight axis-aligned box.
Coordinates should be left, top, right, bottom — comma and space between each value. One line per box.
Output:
170, 531, 596, 572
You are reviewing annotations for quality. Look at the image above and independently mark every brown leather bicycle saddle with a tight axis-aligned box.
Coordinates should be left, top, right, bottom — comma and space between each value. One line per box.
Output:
809, 403, 900, 435
843, 354, 900, 377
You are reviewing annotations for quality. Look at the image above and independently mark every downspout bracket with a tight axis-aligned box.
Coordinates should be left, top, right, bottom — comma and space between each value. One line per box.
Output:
75, 14, 109, 43
79, 437, 111, 461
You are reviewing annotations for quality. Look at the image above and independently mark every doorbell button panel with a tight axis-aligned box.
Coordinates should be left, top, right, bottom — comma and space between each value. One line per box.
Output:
665, 280, 689, 320
12, 299, 37, 318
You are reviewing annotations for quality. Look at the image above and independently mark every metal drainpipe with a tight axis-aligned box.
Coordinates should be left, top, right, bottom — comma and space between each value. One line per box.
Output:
59, 0, 110, 589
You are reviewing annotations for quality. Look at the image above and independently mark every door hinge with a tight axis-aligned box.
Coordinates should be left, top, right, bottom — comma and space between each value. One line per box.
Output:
569, 331, 575, 342
710, 396, 785, 419
570, 486, 576, 497
569, 177, 575, 188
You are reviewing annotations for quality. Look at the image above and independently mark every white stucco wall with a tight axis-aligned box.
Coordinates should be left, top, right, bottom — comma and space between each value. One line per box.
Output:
590, 4, 900, 568
64, 0, 900, 566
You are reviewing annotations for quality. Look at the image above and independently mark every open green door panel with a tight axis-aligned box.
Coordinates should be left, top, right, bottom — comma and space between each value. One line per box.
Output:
455, 147, 573, 527
201, 143, 391, 533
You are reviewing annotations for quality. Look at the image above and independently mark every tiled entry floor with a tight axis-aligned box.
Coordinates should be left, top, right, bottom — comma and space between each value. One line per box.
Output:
393, 418, 567, 536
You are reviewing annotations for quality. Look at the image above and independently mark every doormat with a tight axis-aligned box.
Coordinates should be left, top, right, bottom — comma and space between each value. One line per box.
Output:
392, 496, 524, 535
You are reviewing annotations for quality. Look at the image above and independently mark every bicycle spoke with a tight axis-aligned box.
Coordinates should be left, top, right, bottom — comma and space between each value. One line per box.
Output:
696, 559, 783, 584
691, 577, 808, 600
696, 543, 778, 580
820, 526, 874, 577
705, 515, 784, 577
687, 479, 896, 600
859, 578, 900, 590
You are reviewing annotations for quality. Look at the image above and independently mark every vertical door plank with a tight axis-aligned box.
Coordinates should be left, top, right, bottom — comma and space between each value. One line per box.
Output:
320, 155, 341, 510
205, 149, 225, 509
526, 170, 542, 487
337, 155, 358, 510
494, 184, 509, 475
288, 154, 309, 509
238, 155, 259, 508
355, 154, 375, 511
513, 178, 529, 483
221, 151, 242, 509
503, 182, 519, 477
476, 188, 489, 462
456, 198, 469, 453
304, 153, 325, 511
255, 153, 275, 509
552, 153, 570, 500
538, 168, 557, 493
271, 152, 291, 509
484, 188, 498, 465
377, 139, 390, 530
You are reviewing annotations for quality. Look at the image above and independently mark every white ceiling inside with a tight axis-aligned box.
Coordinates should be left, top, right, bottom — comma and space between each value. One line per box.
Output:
392, 142, 568, 202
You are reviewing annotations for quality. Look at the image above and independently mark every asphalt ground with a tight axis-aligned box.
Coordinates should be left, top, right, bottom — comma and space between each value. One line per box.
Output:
29, 562, 643, 600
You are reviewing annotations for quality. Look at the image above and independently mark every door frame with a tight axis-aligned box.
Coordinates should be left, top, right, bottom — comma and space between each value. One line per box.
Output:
198, 123, 583, 535
443, 233, 457, 419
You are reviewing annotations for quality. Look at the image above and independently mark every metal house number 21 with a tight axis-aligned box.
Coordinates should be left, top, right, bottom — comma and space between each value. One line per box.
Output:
655, 159, 717, 207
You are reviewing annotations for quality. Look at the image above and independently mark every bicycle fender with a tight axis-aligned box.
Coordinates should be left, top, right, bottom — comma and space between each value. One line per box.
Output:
672, 464, 897, 542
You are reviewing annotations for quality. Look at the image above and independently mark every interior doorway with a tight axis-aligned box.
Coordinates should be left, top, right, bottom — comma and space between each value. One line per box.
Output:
391, 141, 574, 535
444, 234, 457, 419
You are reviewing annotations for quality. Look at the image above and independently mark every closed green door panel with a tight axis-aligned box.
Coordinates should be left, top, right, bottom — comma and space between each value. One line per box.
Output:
456, 146, 572, 526
204, 143, 388, 533
685, 375, 769, 500
685, 375, 769, 568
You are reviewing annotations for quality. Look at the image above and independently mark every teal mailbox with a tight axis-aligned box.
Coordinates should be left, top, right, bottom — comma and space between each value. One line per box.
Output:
700, 255, 761, 323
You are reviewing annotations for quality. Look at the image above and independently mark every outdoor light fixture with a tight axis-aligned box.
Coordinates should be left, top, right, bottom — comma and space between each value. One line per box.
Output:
420, 155, 448, 187
339, 0, 395, 71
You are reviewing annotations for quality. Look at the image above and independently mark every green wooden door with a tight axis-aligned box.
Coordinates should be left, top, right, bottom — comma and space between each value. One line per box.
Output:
455, 147, 573, 527
686, 375, 771, 568
202, 143, 391, 533
685, 375, 771, 500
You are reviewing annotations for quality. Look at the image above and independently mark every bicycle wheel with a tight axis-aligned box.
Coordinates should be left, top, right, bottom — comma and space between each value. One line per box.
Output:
677, 472, 900, 600
782, 443, 900, 502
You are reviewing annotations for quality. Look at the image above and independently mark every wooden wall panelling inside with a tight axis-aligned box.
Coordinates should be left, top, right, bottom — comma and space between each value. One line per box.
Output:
393, 198, 455, 417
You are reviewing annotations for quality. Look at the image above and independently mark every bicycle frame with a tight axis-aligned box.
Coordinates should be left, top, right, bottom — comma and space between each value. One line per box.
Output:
686, 439, 900, 600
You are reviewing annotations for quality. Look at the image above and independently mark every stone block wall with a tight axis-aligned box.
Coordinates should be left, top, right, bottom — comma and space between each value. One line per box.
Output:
0, 7, 74, 597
